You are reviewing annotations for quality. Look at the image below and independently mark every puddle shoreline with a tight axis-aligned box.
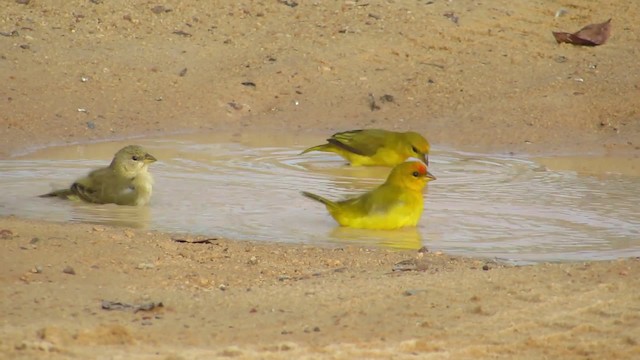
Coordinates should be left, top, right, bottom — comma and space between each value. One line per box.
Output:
1, 134, 639, 263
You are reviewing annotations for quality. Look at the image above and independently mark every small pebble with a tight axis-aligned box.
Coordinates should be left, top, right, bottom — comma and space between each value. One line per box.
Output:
248, 256, 258, 265
379, 94, 394, 103
554, 55, 568, 63
150, 5, 170, 14
403, 289, 426, 296
136, 263, 155, 270
31, 265, 43, 274
482, 264, 490, 271
62, 266, 76, 275
86, 121, 96, 129
0, 229, 14, 239
555, 8, 568, 18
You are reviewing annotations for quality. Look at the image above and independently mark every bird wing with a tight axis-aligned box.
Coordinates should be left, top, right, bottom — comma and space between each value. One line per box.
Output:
70, 182, 103, 203
343, 186, 398, 216
328, 129, 389, 156
70, 167, 117, 204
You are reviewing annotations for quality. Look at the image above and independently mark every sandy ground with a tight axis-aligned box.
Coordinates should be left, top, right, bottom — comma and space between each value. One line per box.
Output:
1, 0, 639, 358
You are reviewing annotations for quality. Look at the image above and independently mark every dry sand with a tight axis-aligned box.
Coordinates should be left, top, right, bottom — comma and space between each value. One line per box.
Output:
1, 0, 639, 358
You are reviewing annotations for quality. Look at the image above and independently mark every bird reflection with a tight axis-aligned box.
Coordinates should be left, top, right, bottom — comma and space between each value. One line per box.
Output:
70, 202, 151, 229
330, 226, 423, 250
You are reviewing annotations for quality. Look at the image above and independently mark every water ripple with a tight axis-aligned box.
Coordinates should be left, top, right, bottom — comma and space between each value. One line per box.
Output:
1, 138, 639, 263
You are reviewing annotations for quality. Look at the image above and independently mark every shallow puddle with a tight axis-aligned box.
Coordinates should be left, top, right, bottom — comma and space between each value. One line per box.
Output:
1, 133, 639, 264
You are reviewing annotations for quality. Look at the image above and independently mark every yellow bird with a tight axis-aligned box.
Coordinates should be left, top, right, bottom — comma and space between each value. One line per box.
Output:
301, 129, 430, 166
302, 160, 436, 230
40, 145, 157, 206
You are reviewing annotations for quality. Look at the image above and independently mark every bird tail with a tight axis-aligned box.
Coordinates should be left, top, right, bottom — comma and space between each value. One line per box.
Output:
39, 189, 72, 198
301, 191, 337, 209
300, 144, 330, 155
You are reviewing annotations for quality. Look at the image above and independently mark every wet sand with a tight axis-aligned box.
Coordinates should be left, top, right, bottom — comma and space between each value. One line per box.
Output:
1, 0, 640, 358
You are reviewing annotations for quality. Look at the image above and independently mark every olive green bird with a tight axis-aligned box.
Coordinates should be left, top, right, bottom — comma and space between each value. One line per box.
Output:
301, 129, 430, 166
40, 145, 157, 206
302, 160, 436, 230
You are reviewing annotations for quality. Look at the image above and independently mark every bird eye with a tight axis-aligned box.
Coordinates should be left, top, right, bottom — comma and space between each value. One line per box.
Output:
412, 171, 420, 177
411, 146, 419, 153
132, 155, 140, 161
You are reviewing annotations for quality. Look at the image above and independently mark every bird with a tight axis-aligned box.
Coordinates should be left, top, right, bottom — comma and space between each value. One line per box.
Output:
301, 160, 436, 229
39, 145, 157, 206
300, 129, 430, 166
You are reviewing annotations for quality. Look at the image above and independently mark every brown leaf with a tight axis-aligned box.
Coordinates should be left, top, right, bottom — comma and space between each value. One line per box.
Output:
553, 18, 612, 46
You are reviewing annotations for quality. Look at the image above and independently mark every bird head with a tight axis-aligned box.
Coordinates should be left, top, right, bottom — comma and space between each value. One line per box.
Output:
386, 160, 436, 191
110, 145, 157, 177
403, 132, 430, 165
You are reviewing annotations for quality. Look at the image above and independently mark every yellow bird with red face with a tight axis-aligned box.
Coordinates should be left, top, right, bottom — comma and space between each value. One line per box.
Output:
302, 160, 436, 230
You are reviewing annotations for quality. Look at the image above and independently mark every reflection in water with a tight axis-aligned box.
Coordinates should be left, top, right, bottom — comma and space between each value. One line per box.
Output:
70, 203, 151, 229
331, 227, 422, 250
1, 134, 639, 263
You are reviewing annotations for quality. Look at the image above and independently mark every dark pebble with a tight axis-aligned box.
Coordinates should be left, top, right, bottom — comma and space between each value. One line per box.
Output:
172, 30, 192, 37
379, 94, 394, 103
482, 264, 490, 271
279, 0, 298, 7
417, 246, 429, 254
86, 121, 96, 129
63, 266, 76, 275
151, 5, 170, 14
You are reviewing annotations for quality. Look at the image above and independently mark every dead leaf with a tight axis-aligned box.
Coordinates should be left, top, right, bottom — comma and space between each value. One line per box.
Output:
553, 18, 612, 46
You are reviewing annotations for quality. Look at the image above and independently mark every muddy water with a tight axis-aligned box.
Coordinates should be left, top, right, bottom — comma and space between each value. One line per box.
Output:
1, 133, 639, 263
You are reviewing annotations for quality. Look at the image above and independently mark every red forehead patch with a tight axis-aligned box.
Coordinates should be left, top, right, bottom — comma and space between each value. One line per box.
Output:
411, 161, 427, 175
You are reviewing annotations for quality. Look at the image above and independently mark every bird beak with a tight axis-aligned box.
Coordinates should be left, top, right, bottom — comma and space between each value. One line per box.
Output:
144, 153, 157, 163
420, 153, 429, 166
426, 171, 436, 181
